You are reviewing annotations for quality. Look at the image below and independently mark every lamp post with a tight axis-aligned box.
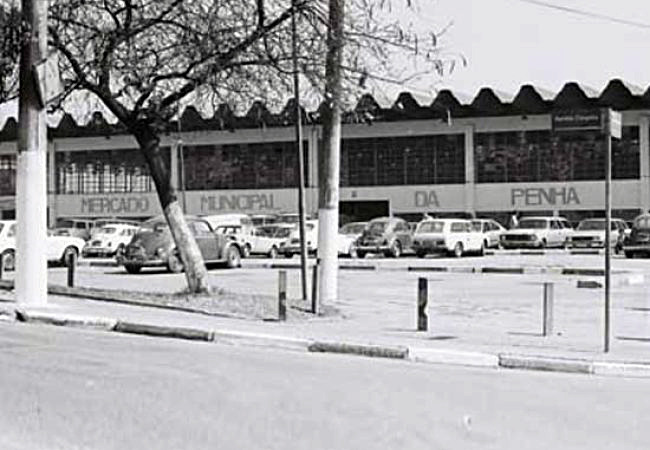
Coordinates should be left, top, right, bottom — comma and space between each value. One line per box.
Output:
291, 0, 309, 301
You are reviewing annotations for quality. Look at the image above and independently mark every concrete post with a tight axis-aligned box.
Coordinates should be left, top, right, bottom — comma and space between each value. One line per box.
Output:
16, 0, 49, 306
67, 251, 77, 287
542, 282, 554, 336
417, 277, 428, 331
278, 270, 287, 320
639, 116, 650, 212
311, 262, 319, 314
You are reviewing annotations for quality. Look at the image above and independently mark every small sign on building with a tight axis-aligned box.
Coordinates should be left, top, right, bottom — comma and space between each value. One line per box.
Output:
552, 108, 622, 138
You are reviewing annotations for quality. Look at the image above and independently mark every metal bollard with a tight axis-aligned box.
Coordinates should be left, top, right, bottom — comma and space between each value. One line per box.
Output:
311, 263, 319, 315
542, 282, 554, 336
278, 270, 287, 321
417, 277, 428, 331
67, 251, 77, 288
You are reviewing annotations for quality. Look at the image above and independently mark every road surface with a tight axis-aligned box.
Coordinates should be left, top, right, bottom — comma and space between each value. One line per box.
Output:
0, 322, 648, 449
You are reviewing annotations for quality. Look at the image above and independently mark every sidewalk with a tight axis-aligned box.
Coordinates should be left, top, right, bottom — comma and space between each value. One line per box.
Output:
3, 264, 650, 378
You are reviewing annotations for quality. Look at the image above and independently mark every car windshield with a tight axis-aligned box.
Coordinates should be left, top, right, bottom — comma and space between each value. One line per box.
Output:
216, 226, 240, 234
367, 221, 388, 234
340, 223, 366, 235
140, 220, 168, 232
577, 220, 617, 231
517, 219, 548, 229
417, 221, 444, 233
98, 227, 117, 234
274, 227, 293, 238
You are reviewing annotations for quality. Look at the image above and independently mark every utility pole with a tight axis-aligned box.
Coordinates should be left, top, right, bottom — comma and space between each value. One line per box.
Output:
317, 0, 345, 310
291, 0, 308, 301
16, 0, 48, 306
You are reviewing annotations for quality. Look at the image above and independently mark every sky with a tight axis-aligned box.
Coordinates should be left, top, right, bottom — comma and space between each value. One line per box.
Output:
404, 0, 650, 99
2, 0, 649, 125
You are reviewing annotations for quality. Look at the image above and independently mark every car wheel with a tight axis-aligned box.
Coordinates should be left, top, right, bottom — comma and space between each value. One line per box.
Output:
225, 245, 241, 268
389, 240, 402, 258
284, 252, 293, 259
357, 250, 366, 259
416, 250, 427, 258
539, 239, 547, 249
478, 242, 485, 257
124, 264, 142, 274
242, 244, 251, 258
114, 244, 125, 257
614, 243, 623, 255
61, 246, 79, 267
453, 242, 464, 258
2, 249, 15, 272
167, 253, 184, 273
268, 246, 278, 259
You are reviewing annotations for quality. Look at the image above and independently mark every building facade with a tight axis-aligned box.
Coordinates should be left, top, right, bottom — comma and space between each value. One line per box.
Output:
0, 79, 648, 227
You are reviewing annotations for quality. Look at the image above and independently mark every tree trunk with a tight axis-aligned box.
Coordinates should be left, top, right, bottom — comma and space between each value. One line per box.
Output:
133, 122, 210, 294
317, 0, 345, 306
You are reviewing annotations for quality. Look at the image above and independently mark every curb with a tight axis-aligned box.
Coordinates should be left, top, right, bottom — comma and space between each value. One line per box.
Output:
6, 309, 650, 378
498, 354, 592, 374
16, 308, 117, 330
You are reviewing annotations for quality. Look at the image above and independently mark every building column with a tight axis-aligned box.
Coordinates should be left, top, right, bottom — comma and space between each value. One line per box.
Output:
464, 125, 475, 216
639, 116, 650, 212
47, 140, 56, 228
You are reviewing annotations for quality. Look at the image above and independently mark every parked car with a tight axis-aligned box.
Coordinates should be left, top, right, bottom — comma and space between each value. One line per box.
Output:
53, 218, 95, 241
471, 219, 506, 249
500, 216, 573, 249
117, 216, 242, 274
0, 220, 85, 270
82, 223, 139, 257
337, 222, 367, 258
248, 224, 295, 258
413, 218, 485, 258
567, 218, 629, 252
623, 214, 650, 258
203, 214, 254, 257
278, 220, 319, 258
355, 217, 412, 258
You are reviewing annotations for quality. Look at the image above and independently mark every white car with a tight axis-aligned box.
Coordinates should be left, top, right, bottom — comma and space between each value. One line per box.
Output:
337, 222, 367, 258
249, 224, 295, 258
500, 216, 573, 249
412, 218, 485, 257
82, 223, 139, 257
567, 218, 629, 252
279, 220, 319, 258
471, 219, 507, 249
0, 220, 85, 270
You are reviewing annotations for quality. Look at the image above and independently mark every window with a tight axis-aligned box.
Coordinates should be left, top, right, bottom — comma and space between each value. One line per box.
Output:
341, 134, 465, 187
191, 221, 212, 236
183, 141, 308, 190
475, 127, 639, 183
417, 221, 444, 233
451, 222, 466, 232
56, 149, 164, 194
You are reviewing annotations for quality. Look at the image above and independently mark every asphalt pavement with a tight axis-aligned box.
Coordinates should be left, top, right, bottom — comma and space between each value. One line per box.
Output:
1, 323, 648, 450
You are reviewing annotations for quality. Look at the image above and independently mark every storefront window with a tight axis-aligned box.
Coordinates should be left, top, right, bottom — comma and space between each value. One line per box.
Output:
182, 141, 307, 190
55, 149, 163, 194
475, 127, 639, 183
341, 134, 465, 187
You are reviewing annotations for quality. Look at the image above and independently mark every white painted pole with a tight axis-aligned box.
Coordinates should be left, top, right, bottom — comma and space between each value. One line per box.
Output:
16, 0, 48, 306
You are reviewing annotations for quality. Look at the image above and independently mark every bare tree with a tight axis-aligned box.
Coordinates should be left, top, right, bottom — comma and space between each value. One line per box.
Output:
44, 0, 454, 294
0, 1, 21, 103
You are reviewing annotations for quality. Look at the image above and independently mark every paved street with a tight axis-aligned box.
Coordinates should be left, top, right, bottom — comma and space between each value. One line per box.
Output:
1, 322, 649, 450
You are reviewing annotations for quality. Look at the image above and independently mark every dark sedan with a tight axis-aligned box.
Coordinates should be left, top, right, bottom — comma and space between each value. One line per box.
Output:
623, 214, 650, 258
117, 216, 242, 274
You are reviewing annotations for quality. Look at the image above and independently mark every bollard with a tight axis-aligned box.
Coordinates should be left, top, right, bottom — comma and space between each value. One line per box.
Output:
67, 251, 77, 288
417, 277, 428, 331
311, 263, 319, 315
278, 270, 287, 321
542, 282, 554, 336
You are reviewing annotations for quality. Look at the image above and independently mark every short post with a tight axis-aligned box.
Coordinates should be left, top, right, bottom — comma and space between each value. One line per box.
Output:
278, 270, 287, 321
542, 282, 554, 336
417, 277, 428, 331
311, 263, 319, 315
67, 251, 77, 288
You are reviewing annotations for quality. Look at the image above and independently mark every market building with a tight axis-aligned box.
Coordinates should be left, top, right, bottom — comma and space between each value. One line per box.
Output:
0, 78, 647, 227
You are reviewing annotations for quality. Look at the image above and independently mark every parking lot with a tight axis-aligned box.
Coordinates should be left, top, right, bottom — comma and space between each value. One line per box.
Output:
9, 249, 647, 357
